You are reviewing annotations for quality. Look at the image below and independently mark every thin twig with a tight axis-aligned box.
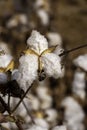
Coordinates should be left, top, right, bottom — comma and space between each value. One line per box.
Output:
59, 43, 87, 56
12, 83, 34, 114
8, 93, 11, 109
22, 101, 35, 124
0, 96, 11, 114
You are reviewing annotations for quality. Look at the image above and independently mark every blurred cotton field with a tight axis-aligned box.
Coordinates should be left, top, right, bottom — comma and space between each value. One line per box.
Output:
0, 0, 87, 130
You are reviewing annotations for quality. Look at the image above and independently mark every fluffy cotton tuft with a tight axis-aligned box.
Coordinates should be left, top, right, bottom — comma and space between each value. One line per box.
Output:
72, 71, 86, 99
37, 9, 49, 26
41, 53, 63, 78
16, 54, 38, 91
47, 32, 62, 47
0, 54, 13, 68
27, 30, 48, 54
61, 97, 85, 130
73, 54, 87, 71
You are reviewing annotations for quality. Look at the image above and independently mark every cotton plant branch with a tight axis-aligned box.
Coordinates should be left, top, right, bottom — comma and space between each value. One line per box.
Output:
59, 43, 87, 56
0, 96, 24, 130
11, 83, 34, 114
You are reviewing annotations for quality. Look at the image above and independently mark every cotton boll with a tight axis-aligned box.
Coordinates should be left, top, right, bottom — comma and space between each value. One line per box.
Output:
61, 97, 85, 128
17, 54, 38, 91
73, 54, 87, 71
27, 30, 48, 54
35, 118, 49, 129
0, 54, 13, 68
0, 72, 8, 84
72, 71, 86, 89
73, 89, 86, 99
72, 71, 86, 99
41, 53, 62, 78
47, 32, 62, 47
52, 125, 67, 130
37, 9, 49, 26
26, 124, 48, 130
45, 109, 58, 124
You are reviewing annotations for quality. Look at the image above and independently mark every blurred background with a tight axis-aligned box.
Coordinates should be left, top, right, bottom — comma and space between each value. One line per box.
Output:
0, 0, 87, 130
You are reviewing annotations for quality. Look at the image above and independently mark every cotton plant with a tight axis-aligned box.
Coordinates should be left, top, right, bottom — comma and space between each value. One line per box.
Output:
61, 96, 85, 130
13, 30, 64, 91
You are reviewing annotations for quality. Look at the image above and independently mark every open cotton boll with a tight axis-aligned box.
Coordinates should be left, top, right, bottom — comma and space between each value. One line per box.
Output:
27, 124, 48, 130
0, 72, 8, 84
73, 89, 86, 99
16, 54, 38, 91
52, 125, 67, 130
0, 54, 13, 68
73, 54, 87, 71
41, 53, 63, 78
27, 30, 48, 54
72, 71, 86, 89
37, 9, 49, 26
47, 32, 62, 47
61, 97, 85, 124
72, 71, 86, 99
